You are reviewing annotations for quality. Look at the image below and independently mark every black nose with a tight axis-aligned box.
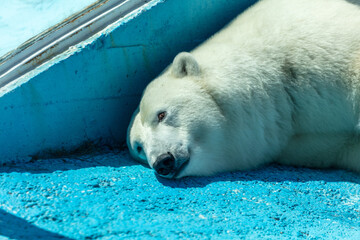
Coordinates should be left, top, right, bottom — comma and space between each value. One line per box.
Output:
153, 152, 175, 176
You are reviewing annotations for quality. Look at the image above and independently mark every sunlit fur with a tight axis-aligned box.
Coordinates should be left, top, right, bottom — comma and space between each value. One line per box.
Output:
128, 0, 360, 178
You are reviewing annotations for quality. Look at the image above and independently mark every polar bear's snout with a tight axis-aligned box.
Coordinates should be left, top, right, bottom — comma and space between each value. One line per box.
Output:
153, 152, 191, 178
153, 152, 175, 177
153, 152, 190, 178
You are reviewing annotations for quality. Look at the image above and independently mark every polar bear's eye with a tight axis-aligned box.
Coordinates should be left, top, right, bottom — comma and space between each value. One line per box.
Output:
157, 111, 166, 122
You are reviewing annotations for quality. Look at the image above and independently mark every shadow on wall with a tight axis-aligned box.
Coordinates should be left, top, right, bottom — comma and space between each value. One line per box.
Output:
0, 209, 72, 240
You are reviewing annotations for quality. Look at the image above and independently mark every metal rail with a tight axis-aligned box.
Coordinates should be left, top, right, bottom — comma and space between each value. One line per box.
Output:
0, 0, 150, 88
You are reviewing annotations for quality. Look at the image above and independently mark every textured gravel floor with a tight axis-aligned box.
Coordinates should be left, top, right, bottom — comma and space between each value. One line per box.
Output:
0, 150, 360, 239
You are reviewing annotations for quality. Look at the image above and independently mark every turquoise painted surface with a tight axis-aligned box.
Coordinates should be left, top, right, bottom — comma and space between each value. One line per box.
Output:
0, 0, 97, 57
0, 151, 360, 239
0, 0, 257, 164
1, 1, 359, 239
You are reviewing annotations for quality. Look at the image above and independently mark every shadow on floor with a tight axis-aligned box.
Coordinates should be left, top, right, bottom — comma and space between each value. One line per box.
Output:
0, 149, 138, 174
1, 148, 360, 187
0, 209, 73, 240
156, 164, 360, 188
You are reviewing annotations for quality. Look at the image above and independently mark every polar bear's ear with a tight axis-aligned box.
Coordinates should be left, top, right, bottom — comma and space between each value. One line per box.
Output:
171, 52, 201, 78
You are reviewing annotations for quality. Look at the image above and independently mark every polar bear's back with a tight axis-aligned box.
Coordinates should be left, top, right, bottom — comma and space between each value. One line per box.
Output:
194, 0, 360, 72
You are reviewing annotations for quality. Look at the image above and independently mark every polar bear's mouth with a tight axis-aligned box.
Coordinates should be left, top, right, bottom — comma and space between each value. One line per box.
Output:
173, 159, 190, 179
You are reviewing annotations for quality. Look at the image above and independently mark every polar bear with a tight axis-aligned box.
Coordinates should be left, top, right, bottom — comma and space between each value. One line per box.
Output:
127, 0, 360, 178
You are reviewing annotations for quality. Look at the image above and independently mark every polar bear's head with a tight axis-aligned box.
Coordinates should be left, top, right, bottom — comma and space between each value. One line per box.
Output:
127, 52, 226, 178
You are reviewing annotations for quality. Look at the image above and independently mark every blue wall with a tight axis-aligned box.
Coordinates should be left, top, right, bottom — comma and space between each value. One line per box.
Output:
0, 0, 257, 163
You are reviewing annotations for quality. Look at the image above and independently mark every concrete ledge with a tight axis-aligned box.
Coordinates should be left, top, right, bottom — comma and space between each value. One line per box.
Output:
0, 0, 257, 164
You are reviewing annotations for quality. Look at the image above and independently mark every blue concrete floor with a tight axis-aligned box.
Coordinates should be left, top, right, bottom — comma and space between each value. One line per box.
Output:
0, 150, 360, 239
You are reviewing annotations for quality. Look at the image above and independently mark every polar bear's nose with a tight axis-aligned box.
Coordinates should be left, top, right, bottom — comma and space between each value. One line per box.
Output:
153, 152, 175, 177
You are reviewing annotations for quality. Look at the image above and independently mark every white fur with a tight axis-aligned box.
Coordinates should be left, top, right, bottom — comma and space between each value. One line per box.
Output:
127, 0, 360, 178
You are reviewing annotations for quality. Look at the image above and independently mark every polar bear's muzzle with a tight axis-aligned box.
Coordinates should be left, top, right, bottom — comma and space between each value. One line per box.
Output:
153, 152, 175, 176
153, 152, 189, 178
